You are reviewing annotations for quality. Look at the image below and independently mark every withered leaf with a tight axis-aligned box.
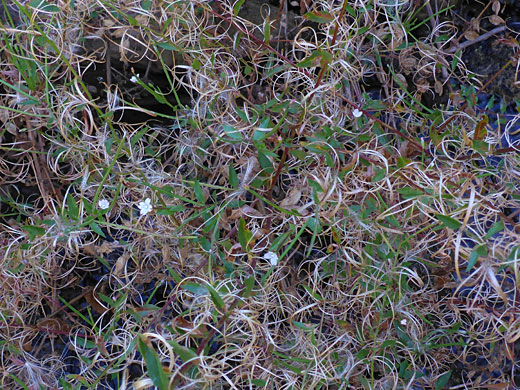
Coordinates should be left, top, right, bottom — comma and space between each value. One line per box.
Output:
464, 30, 479, 41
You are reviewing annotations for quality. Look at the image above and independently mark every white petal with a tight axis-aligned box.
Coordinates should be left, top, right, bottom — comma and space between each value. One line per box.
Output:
98, 199, 110, 210
138, 198, 153, 215
263, 251, 279, 266
352, 108, 363, 118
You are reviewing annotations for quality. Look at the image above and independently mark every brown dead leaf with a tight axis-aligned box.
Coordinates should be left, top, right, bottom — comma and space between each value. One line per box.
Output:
98, 241, 114, 256
102, 19, 116, 28
37, 318, 71, 334
162, 245, 171, 262
394, 73, 408, 89
300, 0, 311, 15
489, 15, 505, 26
171, 316, 206, 337
415, 79, 430, 93
486, 384, 509, 390
434, 80, 443, 95
229, 205, 263, 220
469, 17, 480, 33
505, 342, 514, 360
84, 287, 109, 315
114, 253, 129, 276
399, 56, 417, 72
450, 92, 462, 105
83, 243, 98, 257
492, 0, 501, 14
96, 336, 110, 357
399, 140, 412, 158
389, 26, 405, 50
280, 187, 302, 208
135, 14, 149, 25
464, 30, 479, 41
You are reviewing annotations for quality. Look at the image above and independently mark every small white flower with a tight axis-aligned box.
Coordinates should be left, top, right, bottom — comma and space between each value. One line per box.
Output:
98, 199, 110, 210
263, 251, 279, 266
400, 319, 407, 326
138, 198, 153, 216
130, 74, 140, 83
352, 108, 363, 118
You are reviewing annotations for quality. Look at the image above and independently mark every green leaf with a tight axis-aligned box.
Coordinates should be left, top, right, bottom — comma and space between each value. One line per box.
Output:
137, 336, 170, 390
257, 150, 273, 171
252, 117, 273, 142
345, 5, 357, 17
292, 320, 318, 330
156, 205, 186, 215
238, 218, 252, 251
181, 283, 209, 296
466, 244, 488, 272
275, 359, 303, 374
169, 340, 198, 364
127, 15, 138, 26
233, 0, 245, 15
22, 225, 46, 241
130, 126, 150, 149
435, 370, 452, 390
75, 337, 97, 349
466, 249, 479, 272
155, 41, 180, 51
66, 193, 80, 221
302, 284, 322, 301
192, 58, 202, 71
380, 340, 397, 349
8, 374, 30, 390
372, 168, 386, 182
263, 14, 271, 43
222, 124, 243, 141
397, 187, 424, 199
250, 379, 268, 386
396, 156, 411, 168
308, 179, 323, 193
473, 114, 488, 141
242, 275, 255, 298
385, 215, 401, 229
229, 164, 239, 188
356, 348, 370, 359
296, 49, 332, 68
207, 284, 225, 310
269, 231, 291, 251
90, 222, 106, 238
303, 10, 333, 23
29, 0, 60, 12
451, 50, 461, 72
487, 95, 496, 110
475, 244, 488, 257
306, 216, 322, 234
435, 214, 461, 229
141, 0, 152, 10
472, 139, 490, 154
394, 322, 412, 345
193, 180, 205, 204
484, 220, 504, 240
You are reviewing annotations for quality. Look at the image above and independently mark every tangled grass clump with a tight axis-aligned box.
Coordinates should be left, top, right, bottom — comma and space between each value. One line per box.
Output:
0, 0, 519, 389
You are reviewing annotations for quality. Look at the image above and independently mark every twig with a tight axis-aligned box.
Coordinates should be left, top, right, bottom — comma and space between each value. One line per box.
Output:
447, 26, 507, 54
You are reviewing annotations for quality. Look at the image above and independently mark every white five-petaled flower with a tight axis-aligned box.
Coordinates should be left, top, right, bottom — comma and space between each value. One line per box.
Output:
98, 199, 110, 210
130, 74, 140, 83
352, 108, 363, 118
138, 198, 153, 216
400, 319, 407, 326
263, 251, 279, 267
